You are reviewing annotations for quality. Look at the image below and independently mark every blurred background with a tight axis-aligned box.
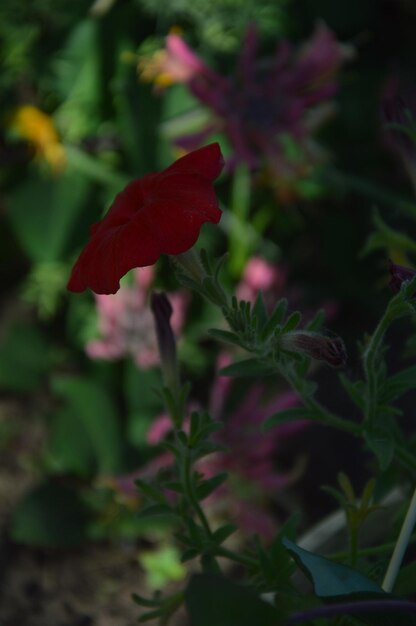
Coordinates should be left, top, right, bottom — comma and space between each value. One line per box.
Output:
2, 0, 416, 624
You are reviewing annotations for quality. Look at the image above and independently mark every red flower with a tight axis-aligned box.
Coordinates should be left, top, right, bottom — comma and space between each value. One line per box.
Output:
67, 143, 224, 294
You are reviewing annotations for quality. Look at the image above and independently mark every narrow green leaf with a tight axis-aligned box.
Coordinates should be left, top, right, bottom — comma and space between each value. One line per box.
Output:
212, 524, 237, 545
364, 432, 394, 471
282, 310, 302, 333
262, 407, 316, 431
208, 328, 243, 347
260, 298, 288, 341
252, 291, 268, 331
196, 472, 228, 500
136, 504, 176, 520
381, 366, 416, 403
219, 358, 276, 378
339, 373, 366, 410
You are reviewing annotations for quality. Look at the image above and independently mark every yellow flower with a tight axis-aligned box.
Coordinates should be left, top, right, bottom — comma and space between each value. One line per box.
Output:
9, 105, 66, 172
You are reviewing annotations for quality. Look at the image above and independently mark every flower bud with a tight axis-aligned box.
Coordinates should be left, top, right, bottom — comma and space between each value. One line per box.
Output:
281, 330, 347, 368
388, 260, 416, 294
150, 292, 179, 391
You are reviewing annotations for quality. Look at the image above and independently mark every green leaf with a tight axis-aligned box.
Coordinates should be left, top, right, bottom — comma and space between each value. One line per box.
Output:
219, 357, 276, 378
136, 504, 176, 519
281, 310, 302, 333
10, 482, 88, 548
212, 524, 238, 545
252, 291, 268, 331
364, 431, 395, 471
262, 407, 316, 431
208, 328, 243, 347
51, 375, 123, 474
282, 537, 386, 599
339, 373, 366, 410
7, 171, 91, 262
380, 366, 416, 403
196, 472, 228, 500
305, 309, 326, 332
259, 298, 288, 341
0, 324, 51, 392
185, 574, 281, 626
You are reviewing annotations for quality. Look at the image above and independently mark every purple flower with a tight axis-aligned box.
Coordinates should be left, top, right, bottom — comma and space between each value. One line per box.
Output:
388, 259, 416, 294
160, 23, 352, 195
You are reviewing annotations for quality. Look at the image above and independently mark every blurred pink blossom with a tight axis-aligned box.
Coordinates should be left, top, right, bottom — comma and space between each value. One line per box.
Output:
86, 267, 188, 368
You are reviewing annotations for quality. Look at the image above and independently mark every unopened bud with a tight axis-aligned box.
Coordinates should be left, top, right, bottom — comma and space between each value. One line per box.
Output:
281, 331, 347, 368
150, 292, 179, 390
388, 260, 416, 294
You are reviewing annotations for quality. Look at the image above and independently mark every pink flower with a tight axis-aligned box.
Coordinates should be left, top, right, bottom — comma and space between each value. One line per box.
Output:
86, 267, 188, 368
236, 256, 287, 308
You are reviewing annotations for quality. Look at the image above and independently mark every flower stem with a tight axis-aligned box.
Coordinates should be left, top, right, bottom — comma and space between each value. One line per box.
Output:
181, 451, 213, 539
382, 485, 416, 592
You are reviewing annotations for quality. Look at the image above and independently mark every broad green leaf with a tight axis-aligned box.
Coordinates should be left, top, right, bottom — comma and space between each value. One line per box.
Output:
51, 375, 123, 474
11, 482, 88, 548
185, 574, 282, 626
282, 537, 386, 599
219, 357, 276, 378
0, 324, 51, 392
7, 171, 91, 262
46, 405, 95, 476
263, 407, 316, 431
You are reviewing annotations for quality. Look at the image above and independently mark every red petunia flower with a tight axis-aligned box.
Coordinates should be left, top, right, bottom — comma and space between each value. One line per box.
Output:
67, 143, 224, 294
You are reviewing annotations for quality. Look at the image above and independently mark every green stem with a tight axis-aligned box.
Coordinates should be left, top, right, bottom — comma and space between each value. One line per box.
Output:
330, 532, 416, 561
215, 546, 258, 569
349, 526, 359, 568
181, 451, 213, 539
322, 168, 416, 218
281, 367, 361, 436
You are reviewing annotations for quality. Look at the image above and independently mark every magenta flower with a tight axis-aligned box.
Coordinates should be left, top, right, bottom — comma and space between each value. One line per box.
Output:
86, 267, 188, 368
161, 24, 351, 189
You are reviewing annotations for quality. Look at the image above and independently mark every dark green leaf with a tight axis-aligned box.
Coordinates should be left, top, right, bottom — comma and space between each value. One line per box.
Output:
260, 298, 288, 341
282, 537, 386, 599
253, 291, 268, 331
11, 482, 88, 548
339, 373, 366, 410
196, 472, 228, 500
380, 366, 416, 403
0, 324, 50, 392
364, 432, 394, 471
212, 524, 238, 545
208, 328, 243, 347
185, 573, 281, 626
51, 375, 122, 474
136, 504, 176, 519
282, 311, 302, 333
262, 407, 316, 431
219, 357, 276, 378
